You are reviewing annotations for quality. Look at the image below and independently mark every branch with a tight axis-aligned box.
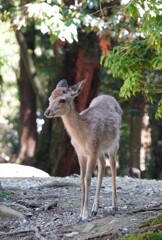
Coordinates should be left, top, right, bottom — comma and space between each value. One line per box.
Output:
89, 4, 123, 16
132, 207, 162, 214
15, 30, 46, 108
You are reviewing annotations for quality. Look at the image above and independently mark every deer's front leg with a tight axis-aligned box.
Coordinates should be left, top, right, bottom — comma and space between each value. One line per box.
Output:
77, 155, 86, 221
82, 156, 96, 222
80, 168, 86, 220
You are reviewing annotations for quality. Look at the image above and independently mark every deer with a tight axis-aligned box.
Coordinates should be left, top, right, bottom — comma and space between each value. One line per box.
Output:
44, 79, 122, 222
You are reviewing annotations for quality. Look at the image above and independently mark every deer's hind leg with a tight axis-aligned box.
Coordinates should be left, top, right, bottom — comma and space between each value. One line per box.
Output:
108, 148, 118, 211
91, 155, 106, 216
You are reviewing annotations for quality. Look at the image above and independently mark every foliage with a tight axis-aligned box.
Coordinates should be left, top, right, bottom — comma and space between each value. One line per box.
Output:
0, 191, 11, 197
141, 214, 162, 227
101, 0, 162, 118
101, 40, 161, 98
1, 0, 106, 44
0, 21, 19, 162
1, 1, 162, 118
155, 98, 162, 118
122, 232, 162, 240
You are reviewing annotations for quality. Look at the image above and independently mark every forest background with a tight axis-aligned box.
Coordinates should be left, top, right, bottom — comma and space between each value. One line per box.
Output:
0, 0, 162, 179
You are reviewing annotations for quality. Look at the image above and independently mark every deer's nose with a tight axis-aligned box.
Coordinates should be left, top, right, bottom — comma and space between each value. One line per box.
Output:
44, 109, 51, 117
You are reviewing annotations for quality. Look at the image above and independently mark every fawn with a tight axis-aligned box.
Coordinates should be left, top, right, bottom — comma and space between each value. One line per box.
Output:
44, 79, 122, 222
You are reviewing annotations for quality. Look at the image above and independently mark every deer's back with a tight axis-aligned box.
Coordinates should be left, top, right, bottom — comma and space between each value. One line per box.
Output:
79, 95, 122, 151
90, 95, 122, 115
81, 95, 122, 122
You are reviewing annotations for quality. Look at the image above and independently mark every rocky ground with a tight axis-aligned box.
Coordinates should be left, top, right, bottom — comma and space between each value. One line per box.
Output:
1, 176, 162, 240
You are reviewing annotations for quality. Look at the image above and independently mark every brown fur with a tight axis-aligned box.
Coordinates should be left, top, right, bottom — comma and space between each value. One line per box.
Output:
45, 80, 122, 222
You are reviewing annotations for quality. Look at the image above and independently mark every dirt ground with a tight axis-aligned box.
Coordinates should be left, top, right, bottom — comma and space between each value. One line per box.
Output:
1, 176, 162, 240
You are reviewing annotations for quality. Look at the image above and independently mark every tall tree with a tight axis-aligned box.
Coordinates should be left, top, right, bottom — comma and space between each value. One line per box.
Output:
16, 53, 37, 163
15, 27, 45, 164
129, 96, 145, 169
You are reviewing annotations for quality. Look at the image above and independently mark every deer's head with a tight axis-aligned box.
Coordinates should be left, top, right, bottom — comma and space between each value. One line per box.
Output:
44, 79, 85, 118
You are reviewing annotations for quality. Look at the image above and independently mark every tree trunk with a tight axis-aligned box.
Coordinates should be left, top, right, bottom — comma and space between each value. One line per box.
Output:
129, 96, 145, 169
140, 105, 151, 172
16, 54, 37, 164
15, 30, 45, 107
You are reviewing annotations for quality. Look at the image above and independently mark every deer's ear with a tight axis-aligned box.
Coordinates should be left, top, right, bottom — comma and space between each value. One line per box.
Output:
69, 80, 86, 97
56, 79, 68, 88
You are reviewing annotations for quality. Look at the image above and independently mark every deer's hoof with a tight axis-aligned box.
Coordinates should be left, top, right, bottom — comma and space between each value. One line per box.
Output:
91, 211, 97, 217
112, 207, 118, 212
78, 217, 89, 224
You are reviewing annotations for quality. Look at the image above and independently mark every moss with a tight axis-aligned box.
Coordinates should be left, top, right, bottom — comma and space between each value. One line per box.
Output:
0, 191, 11, 197
141, 214, 162, 227
122, 232, 162, 240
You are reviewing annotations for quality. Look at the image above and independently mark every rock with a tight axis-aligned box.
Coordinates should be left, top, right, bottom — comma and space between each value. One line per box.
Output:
0, 181, 3, 190
0, 163, 50, 177
119, 227, 129, 235
65, 231, 79, 237
0, 205, 24, 219
83, 222, 96, 233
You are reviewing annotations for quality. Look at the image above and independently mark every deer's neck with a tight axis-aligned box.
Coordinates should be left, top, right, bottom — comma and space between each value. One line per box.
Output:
62, 104, 85, 141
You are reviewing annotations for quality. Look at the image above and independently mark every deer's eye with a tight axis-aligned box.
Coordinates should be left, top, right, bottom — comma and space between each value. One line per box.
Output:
59, 99, 66, 104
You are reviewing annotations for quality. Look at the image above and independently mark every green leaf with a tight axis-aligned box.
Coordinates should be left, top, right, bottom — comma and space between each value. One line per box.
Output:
49, 34, 58, 44
152, 56, 162, 70
124, 2, 139, 20
155, 99, 162, 119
